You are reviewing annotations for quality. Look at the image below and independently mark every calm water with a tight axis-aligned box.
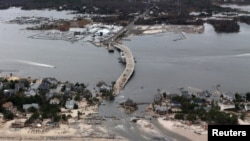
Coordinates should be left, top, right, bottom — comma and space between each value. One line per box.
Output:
0, 7, 123, 88
117, 23, 250, 103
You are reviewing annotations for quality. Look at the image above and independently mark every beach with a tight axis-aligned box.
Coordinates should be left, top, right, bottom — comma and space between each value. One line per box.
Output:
157, 117, 208, 141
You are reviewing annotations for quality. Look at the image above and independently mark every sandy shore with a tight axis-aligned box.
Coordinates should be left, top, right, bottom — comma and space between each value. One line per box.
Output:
0, 99, 127, 141
133, 24, 204, 35
157, 117, 208, 141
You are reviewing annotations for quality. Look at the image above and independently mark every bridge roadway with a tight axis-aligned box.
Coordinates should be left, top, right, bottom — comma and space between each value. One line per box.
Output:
113, 43, 135, 95
104, 7, 150, 95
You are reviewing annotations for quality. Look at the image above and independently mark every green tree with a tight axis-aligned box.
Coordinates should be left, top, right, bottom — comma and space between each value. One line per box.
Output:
186, 114, 197, 122
73, 104, 78, 109
174, 113, 185, 120
162, 92, 167, 99
3, 111, 14, 120
246, 92, 250, 101
61, 114, 67, 121
235, 93, 242, 102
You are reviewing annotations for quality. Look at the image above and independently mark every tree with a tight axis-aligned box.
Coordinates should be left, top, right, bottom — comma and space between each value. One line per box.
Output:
186, 114, 196, 122
235, 93, 242, 102
73, 104, 78, 109
28, 107, 37, 113
240, 112, 246, 120
246, 92, 250, 101
74, 94, 81, 101
162, 92, 167, 99
3, 111, 14, 120
61, 114, 67, 121
174, 113, 185, 120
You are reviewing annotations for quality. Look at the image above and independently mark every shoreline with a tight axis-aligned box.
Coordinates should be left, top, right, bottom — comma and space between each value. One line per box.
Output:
157, 117, 208, 141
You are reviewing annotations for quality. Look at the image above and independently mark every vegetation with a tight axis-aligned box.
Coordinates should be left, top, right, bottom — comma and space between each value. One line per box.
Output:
170, 95, 239, 125
208, 20, 240, 33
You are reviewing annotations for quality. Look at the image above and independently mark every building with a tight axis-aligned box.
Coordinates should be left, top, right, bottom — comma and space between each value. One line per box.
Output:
155, 106, 169, 115
50, 98, 60, 105
23, 103, 39, 111
2, 102, 13, 111
69, 28, 86, 35
65, 99, 76, 109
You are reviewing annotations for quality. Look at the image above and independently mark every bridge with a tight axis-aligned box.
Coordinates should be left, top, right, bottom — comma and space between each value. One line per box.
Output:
112, 43, 135, 95
102, 7, 150, 95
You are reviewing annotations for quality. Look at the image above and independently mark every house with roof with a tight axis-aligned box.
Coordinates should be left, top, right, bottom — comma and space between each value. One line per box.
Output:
65, 99, 76, 109
23, 103, 39, 111
244, 104, 250, 112
38, 78, 58, 93
25, 89, 37, 97
3, 89, 15, 96
50, 98, 60, 105
2, 102, 13, 111
155, 106, 169, 115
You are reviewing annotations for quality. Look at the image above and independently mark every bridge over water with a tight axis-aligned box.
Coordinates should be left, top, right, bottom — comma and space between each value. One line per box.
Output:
112, 43, 135, 95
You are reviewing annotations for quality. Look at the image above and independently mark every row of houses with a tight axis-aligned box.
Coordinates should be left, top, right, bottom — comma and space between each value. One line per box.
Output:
152, 87, 239, 115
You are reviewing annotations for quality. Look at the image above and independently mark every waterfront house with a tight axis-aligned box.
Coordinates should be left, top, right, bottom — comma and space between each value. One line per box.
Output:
38, 80, 50, 93
155, 106, 169, 115
100, 85, 111, 92
38, 78, 58, 93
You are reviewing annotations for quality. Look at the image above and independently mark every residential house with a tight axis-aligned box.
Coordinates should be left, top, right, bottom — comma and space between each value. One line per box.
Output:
170, 101, 181, 108
99, 85, 111, 93
180, 90, 192, 98
2, 102, 13, 111
155, 106, 169, 115
38, 78, 58, 93
64, 83, 73, 96
15, 82, 25, 92
23, 103, 39, 111
46, 92, 55, 100
244, 104, 250, 112
50, 98, 60, 105
25, 89, 37, 97
3, 89, 15, 96
65, 99, 76, 109
38, 80, 50, 93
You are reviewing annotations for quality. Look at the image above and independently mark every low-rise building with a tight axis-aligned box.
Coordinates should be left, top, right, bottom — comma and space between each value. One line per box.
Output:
2, 102, 13, 111
50, 98, 60, 105
23, 103, 39, 111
